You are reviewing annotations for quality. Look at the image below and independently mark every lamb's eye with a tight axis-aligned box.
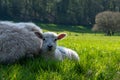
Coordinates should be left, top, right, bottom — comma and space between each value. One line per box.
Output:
43, 38, 45, 41
54, 39, 57, 42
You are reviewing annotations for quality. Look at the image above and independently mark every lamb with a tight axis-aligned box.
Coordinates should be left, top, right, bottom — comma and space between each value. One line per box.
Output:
40, 32, 79, 61
0, 24, 43, 64
0, 21, 42, 33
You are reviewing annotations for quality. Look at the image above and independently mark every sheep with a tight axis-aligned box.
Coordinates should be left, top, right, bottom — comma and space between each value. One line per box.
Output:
0, 24, 43, 64
40, 32, 79, 61
0, 21, 42, 33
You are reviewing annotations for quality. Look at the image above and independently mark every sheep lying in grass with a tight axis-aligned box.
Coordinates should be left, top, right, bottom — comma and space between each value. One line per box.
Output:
40, 32, 79, 61
0, 24, 43, 64
0, 21, 42, 33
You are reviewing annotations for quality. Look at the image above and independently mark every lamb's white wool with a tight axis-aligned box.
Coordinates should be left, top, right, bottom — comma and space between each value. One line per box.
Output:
41, 32, 79, 61
0, 24, 43, 64
0, 21, 42, 33
56, 46, 79, 61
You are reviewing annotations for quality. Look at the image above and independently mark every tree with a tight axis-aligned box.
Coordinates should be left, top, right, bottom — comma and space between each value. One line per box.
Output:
0, 0, 120, 26
92, 11, 120, 36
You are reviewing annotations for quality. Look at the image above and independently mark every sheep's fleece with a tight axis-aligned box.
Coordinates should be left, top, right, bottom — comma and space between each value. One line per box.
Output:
0, 21, 42, 33
0, 24, 43, 64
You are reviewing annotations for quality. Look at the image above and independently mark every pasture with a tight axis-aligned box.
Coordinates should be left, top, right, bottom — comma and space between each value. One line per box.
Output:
0, 24, 120, 80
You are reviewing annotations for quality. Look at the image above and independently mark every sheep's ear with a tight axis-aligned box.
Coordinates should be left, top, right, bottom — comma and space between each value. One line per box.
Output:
57, 33, 66, 40
34, 32, 43, 39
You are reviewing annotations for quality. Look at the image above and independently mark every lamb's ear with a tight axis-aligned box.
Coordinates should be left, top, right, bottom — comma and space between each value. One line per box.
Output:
34, 32, 43, 39
57, 33, 67, 40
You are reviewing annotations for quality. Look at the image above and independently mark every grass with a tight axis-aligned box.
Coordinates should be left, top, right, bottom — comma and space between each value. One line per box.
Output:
0, 23, 120, 80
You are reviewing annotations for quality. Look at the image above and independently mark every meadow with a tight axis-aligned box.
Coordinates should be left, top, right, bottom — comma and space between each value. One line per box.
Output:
0, 24, 120, 80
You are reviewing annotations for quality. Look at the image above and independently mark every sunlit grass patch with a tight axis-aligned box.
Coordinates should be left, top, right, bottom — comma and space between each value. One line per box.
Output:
0, 24, 120, 80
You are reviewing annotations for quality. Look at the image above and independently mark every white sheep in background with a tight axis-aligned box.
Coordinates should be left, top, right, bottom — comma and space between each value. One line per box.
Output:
0, 21, 42, 33
40, 32, 79, 61
0, 24, 43, 64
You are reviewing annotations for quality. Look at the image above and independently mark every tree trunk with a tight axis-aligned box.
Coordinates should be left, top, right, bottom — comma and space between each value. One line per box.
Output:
111, 31, 114, 35
106, 30, 111, 36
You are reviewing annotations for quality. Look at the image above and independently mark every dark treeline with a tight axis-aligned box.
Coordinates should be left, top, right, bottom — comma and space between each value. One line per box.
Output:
0, 0, 120, 26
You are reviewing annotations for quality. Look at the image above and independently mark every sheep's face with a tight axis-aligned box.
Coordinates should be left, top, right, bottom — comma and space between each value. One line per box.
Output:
42, 32, 66, 53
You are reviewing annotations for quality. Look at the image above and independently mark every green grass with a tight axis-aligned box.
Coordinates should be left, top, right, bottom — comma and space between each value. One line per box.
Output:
0, 24, 120, 80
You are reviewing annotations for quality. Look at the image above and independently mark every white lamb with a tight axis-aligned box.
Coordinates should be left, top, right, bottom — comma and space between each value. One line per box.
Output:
0, 24, 43, 64
0, 21, 42, 33
40, 32, 79, 61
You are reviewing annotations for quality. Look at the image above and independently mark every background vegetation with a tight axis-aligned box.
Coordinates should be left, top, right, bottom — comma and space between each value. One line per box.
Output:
0, 0, 120, 26
92, 11, 120, 36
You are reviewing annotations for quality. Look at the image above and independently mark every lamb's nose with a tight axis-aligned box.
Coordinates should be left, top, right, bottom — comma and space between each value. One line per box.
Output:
48, 45, 53, 49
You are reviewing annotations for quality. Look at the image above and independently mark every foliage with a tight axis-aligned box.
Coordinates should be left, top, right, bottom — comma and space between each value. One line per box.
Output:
92, 11, 120, 36
0, 0, 120, 25
0, 24, 120, 80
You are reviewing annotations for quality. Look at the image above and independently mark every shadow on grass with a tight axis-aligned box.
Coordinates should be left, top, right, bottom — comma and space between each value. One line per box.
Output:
0, 57, 62, 74
38, 23, 91, 33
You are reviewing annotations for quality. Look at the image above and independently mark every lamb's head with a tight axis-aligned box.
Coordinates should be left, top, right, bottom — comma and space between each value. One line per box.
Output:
42, 32, 66, 53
